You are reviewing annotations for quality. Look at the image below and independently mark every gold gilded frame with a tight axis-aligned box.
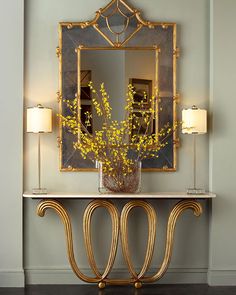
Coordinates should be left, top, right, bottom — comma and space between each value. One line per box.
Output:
57, 0, 179, 172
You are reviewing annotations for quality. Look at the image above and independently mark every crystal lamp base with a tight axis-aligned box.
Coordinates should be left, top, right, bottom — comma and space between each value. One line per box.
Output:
32, 188, 48, 195
187, 188, 206, 195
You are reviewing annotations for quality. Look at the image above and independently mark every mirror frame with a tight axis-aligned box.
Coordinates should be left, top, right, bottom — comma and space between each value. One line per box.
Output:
57, 0, 179, 172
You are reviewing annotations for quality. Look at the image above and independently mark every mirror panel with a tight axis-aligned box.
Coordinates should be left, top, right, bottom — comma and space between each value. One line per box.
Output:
79, 48, 157, 130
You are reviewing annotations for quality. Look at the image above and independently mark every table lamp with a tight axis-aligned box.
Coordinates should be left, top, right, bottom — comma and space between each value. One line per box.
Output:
27, 104, 52, 194
182, 105, 207, 194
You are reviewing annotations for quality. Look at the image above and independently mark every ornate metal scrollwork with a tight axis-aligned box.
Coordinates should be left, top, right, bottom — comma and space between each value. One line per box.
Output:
37, 199, 202, 289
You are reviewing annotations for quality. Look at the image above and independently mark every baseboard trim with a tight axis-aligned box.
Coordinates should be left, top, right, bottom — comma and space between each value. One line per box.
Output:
2, 268, 234, 286
208, 270, 236, 286
25, 267, 207, 285
0, 270, 25, 287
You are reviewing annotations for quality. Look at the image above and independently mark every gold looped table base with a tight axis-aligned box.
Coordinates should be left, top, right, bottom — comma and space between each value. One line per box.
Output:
37, 199, 202, 289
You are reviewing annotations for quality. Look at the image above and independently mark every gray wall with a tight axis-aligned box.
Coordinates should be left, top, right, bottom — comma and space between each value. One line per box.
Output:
24, 0, 210, 284
0, 0, 24, 287
208, 0, 236, 285
0, 0, 230, 287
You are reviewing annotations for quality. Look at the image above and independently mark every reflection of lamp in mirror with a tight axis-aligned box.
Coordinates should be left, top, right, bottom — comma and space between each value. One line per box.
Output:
182, 105, 207, 194
27, 104, 52, 194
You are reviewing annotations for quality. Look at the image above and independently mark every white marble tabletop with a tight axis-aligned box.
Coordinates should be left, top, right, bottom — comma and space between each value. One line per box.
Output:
23, 191, 216, 199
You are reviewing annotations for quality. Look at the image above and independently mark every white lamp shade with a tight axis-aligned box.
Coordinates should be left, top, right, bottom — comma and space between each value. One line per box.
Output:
27, 105, 52, 133
182, 107, 207, 134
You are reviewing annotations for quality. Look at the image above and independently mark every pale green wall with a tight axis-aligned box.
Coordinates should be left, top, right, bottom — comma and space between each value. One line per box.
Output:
208, 0, 236, 285
0, 0, 24, 287
24, 0, 210, 284
5, 0, 236, 287
24, 0, 209, 193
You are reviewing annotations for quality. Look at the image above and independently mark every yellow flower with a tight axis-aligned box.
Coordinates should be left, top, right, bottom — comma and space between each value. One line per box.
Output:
59, 82, 179, 177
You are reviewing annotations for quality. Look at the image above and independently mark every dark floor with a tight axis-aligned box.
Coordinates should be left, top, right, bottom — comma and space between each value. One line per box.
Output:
1, 285, 236, 295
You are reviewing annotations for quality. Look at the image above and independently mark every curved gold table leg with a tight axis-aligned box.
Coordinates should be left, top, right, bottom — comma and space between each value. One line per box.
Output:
120, 200, 157, 287
142, 200, 202, 283
83, 199, 120, 288
37, 199, 202, 288
37, 200, 100, 284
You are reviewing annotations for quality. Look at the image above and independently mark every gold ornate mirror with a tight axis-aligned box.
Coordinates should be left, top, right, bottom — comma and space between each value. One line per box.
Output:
57, 0, 179, 171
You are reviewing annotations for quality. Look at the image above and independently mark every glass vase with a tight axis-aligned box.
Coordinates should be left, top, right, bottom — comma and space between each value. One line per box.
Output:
98, 161, 141, 194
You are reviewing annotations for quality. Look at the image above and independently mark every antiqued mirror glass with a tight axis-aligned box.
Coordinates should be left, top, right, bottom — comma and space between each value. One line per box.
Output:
58, 0, 178, 171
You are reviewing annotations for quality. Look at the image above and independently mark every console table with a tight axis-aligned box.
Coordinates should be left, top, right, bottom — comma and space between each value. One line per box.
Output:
23, 192, 215, 289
